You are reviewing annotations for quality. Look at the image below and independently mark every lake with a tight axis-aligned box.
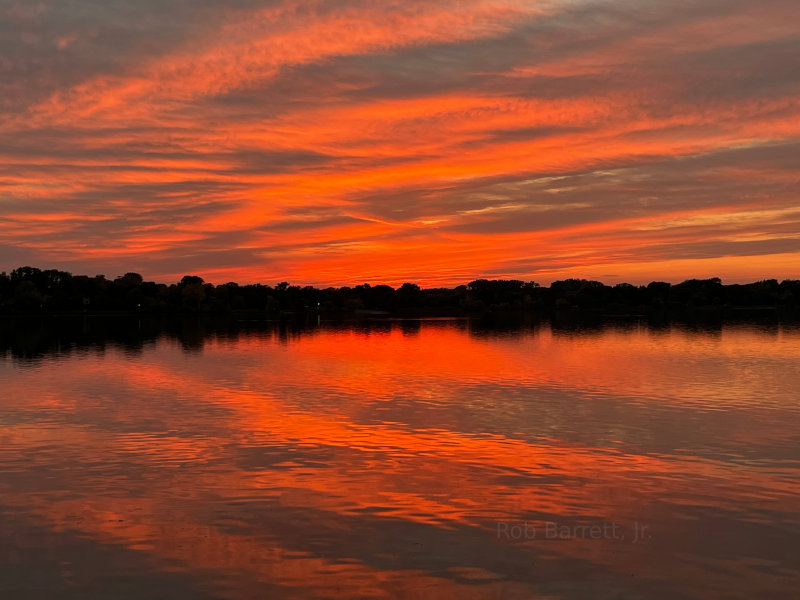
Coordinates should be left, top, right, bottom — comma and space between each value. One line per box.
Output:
1, 317, 798, 599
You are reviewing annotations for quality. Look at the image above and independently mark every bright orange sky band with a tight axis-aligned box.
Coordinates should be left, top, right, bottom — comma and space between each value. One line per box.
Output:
1, 0, 799, 286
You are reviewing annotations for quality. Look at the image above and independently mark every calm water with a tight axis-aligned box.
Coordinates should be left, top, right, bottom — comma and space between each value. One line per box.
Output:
1, 318, 799, 599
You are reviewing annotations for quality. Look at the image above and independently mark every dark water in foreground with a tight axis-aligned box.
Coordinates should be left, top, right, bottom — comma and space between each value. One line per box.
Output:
1, 317, 799, 599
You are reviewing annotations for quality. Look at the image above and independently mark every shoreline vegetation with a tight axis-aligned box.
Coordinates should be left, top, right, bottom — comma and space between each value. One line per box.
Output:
1, 266, 798, 319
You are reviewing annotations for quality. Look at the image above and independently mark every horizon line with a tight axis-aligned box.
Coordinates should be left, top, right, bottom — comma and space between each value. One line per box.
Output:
3, 266, 797, 291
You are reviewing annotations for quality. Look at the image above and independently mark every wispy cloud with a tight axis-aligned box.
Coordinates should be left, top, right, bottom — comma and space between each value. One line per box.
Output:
1, 0, 798, 284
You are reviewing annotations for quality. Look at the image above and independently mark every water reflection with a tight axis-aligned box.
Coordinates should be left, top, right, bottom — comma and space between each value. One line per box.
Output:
1, 317, 798, 599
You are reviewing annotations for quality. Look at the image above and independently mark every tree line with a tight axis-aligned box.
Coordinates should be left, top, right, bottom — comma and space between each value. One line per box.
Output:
1, 266, 798, 316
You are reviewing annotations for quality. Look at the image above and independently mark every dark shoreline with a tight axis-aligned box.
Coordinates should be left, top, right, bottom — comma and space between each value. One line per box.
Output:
2, 266, 799, 320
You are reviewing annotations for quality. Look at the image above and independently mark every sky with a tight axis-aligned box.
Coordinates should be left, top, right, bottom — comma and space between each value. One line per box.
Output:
1, 0, 799, 287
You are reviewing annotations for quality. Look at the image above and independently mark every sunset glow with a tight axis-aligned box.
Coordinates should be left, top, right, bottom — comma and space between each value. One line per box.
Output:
2, 0, 799, 285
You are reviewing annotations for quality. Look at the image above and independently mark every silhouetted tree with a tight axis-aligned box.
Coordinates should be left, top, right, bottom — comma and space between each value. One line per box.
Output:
116, 272, 143, 287
1, 265, 797, 319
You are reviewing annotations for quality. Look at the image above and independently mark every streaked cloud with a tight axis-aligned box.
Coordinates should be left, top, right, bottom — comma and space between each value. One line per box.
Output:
1, 0, 798, 284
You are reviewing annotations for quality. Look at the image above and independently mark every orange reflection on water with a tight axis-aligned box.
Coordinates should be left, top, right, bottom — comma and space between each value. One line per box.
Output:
1, 321, 799, 598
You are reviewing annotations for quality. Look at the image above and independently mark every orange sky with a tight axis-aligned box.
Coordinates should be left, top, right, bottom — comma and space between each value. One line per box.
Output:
1, 0, 799, 286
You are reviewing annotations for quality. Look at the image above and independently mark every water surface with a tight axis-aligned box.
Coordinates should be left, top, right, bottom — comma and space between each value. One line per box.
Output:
1, 318, 799, 599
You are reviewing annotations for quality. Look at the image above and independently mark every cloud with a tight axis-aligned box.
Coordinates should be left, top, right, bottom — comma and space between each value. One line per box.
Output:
1, 0, 799, 285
